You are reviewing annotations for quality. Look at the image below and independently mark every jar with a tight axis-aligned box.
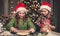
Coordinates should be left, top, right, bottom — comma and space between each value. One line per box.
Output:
0, 23, 3, 33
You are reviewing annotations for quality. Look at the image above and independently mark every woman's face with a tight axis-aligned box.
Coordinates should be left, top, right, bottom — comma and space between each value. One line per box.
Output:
18, 11, 25, 18
40, 8, 49, 16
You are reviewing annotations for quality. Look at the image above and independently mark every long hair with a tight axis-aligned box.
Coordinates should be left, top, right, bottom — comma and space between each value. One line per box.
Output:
15, 12, 28, 28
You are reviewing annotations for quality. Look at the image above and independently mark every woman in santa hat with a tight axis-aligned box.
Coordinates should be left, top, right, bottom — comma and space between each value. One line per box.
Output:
36, 1, 56, 34
6, 3, 36, 35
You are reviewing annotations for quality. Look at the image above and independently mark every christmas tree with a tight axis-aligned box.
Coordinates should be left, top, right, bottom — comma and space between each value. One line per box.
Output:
22, 0, 41, 23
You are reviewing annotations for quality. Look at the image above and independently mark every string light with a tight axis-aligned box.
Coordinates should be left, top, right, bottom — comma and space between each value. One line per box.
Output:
11, 1, 13, 4
23, 0, 40, 11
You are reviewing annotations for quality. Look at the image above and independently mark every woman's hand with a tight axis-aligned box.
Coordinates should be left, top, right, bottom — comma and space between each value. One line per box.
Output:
29, 28, 35, 33
10, 27, 18, 32
49, 25, 55, 30
43, 21, 55, 30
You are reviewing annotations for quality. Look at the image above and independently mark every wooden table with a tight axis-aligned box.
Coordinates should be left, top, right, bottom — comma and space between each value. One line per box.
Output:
0, 31, 60, 36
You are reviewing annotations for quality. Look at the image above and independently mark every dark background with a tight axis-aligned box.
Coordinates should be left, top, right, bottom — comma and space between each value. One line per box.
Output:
54, 0, 60, 33
0, 0, 4, 15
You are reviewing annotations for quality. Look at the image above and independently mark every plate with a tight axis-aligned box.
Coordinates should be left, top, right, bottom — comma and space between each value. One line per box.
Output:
16, 32, 30, 35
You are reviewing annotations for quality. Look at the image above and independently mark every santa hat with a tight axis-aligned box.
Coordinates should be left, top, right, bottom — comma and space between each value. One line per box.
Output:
40, 1, 51, 11
12, 3, 28, 13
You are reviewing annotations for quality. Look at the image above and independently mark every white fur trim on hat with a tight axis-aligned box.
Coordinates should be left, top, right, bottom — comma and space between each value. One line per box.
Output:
40, 5, 51, 11
16, 7, 28, 12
